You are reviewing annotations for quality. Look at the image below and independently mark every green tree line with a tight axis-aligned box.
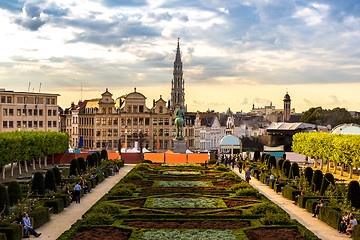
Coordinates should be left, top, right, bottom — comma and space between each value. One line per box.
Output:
292, 132, 360, 179
0, 131, 69, 178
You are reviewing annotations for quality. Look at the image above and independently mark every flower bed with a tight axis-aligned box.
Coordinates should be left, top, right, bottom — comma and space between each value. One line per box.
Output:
123, 220, 250, 229
245, 228, 305, 240
149, 197, 224, 208
162, 171, 202, 175
142, 229, 236, 240
156, 181, 211, 188
70, 227, 131, 240
162, 163, 201, 167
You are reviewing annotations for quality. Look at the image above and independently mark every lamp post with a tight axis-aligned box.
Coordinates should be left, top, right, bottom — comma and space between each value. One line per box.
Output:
125, 126, 128, 153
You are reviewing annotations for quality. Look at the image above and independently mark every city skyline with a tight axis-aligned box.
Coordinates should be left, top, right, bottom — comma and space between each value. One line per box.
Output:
1, 0, 360, 112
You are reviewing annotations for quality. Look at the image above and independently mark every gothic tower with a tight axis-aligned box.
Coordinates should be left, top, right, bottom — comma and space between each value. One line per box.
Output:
283, 92, 291, 122
170, 38, 185, 111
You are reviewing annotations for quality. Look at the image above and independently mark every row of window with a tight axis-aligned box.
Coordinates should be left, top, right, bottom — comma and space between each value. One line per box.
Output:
126, 105, 144, 113
1, 96, 56, 105
2, 120, 57, 128
2, 108, 57, 117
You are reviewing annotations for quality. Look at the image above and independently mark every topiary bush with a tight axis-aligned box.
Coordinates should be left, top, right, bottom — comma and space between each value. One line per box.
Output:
69, 158, 79, 176
7, 181, 21, 206
52, 167, 62, 186
268, 156, 276, 169
304, 167, 313, 186
142, 160, 153, 164
289, 162, 300, 179
96, 152, 102, 166
235, 188, 259, 197
101, 149, 108, 160
83, 212, 114, 226
87, 155, 94, 168
230, 182, 251, 191
282, 160, 291, 177
348, 180, 360, 208
32, 172, 45, 195
77, 157, 86, 173
0, 184, 9, 215
92, 153, 98, 167
261, 153, 266, 163
320, 173, 335, 196
260, 213, 292, 225
277, 158, 284, 170
312, 170, 323, 193
254, 151, 260, 161
251, 203, 280, 215
214, 164, 229, 172
45, 169, 56, 192
31, 206, 51, 228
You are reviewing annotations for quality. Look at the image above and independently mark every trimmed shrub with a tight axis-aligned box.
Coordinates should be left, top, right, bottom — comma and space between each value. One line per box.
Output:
254, 151, 260, 161
260, 213, 291, 225
282, 185, 300, 200
354, 224, 360, 240
220, 172, 238, 180
312, 170, 323, 192
251, 203, 280, 215
69, 159, 79, 176
31, 206, 51, 228
87, 155, 94, 168
268, 156, 276, 169
261, 153, 266, 163
44, 198, 64, 214
214, 165, 229, 172
7, 181, 21, 206
45, 169, 56, 192
96, 173, 105, 183
78, 157, 86, 173
282, 160, 291, 177
348, 180, 360, 208
277, 158, 284, 170
54, 193, 71, 207
319, 206, 342, 229
0, 232, 6, 240
111, 187, 133, 197
32, 172, 45, 195
320, 173, 335, 196
142, 160, 153, 164
235, 188, 258, 197
52, 167, 62, 186
298, 195, 319, 209
304, 167, 313, 186
289, 162, 300, 179
0, 184, 9, 215
96, 152, 102, 166
83, 212, 114, 226
230, 182, 251, 191
92, 153, 98, 167
305, 198, 320, 213
101, 149, 108, 160
0, 224, 21, 240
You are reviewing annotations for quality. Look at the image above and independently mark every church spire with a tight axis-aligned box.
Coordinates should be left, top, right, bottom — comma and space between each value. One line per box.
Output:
170, 38, 185, 111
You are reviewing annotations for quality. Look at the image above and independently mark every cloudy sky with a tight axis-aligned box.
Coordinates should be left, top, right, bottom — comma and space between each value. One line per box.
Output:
1, 0, 360, 112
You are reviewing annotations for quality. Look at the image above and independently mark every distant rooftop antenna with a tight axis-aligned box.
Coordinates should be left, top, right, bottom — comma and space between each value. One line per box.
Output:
39, 83, 42, 93
28, 82, 31, 92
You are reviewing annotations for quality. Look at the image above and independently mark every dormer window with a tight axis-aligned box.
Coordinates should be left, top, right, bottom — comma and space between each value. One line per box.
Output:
159, 106, 163, 113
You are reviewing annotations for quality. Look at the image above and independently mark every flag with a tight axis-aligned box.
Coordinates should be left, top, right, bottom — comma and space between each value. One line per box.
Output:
78, 136, 83, 148
157, 140, 160, 150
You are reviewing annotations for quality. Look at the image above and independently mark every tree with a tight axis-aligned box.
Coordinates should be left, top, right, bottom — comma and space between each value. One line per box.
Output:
32, 172, 45, 195
70, 159, 79, 176
45, 170, 56, 192
0, 184, 9, 215
289, 162, 300, 179
277, 158, 284, 170
320, 173, 335, 196
78, 157, 86, 173
52, 167, 62, 186
8, 181, 22, 206
101, 149, 108, 160
312, 170, 323, 193
282, 160, 291, 178
304, 167, 313, 186
87, 155, 94, 168
254, 151, 260, 161
348, 181, 360, 208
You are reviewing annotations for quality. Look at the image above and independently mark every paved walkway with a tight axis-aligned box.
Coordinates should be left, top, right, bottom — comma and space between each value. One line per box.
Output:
36, 164, 135, 239
232, 166, 349, 240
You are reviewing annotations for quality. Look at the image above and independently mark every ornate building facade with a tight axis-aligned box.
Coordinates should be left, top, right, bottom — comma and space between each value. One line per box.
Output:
60, 40, 195, 152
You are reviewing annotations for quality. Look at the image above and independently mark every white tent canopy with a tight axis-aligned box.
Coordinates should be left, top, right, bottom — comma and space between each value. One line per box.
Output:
186, 149, 193, 153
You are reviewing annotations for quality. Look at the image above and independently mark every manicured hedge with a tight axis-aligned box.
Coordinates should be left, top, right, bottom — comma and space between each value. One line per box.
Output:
55, 193, 71, 207
304, 167, 313, 186
31, 206, 51, 229
44, 198, 64, 214
318, 206, 342, 229
312, 170, 323, 192
32, 172, 45, 195
348, 181, 360, 208
0, 232, 6, 240
0, 184, 9, 215
282, 185, 300, 201
0, 224, 21, 240
7, 181, 21, 206
354, 224, 360, 240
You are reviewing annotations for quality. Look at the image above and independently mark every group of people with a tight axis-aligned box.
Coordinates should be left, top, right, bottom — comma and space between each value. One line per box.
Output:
64, 178, 91, 204
339, 212, 358, 236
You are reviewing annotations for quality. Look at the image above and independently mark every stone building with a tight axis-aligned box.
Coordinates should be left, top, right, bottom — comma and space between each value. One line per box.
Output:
0, 88, 60, 132
60, 40, 195, 152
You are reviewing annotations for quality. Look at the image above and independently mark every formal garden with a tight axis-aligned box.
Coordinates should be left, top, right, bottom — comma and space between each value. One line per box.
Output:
0, 144, 124, 240
56, 161, 320, 240
244, 132, 360, 239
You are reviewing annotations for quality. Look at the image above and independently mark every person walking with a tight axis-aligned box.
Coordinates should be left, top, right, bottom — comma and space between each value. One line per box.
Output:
238, 160, 243, 173
245, 168, 251, 183
74, 181, 82, 203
